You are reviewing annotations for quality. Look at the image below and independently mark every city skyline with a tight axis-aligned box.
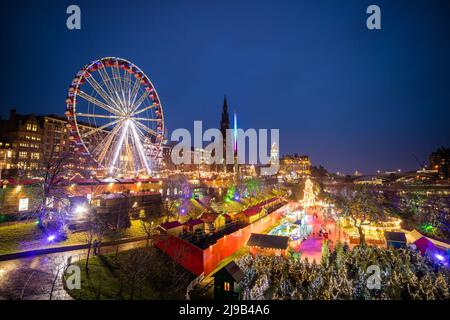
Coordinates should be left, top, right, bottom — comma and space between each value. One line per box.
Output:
1, 0, 449, 174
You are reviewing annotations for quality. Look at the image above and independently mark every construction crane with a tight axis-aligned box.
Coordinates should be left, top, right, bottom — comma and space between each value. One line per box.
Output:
412, 154, 427, 170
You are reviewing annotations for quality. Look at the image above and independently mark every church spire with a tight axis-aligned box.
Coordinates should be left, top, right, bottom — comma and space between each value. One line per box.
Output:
223, 95, 228, 113
220, 95, 230, 132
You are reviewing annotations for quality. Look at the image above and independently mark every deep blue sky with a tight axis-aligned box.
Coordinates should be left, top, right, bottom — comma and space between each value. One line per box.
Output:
1, 0, 449, 174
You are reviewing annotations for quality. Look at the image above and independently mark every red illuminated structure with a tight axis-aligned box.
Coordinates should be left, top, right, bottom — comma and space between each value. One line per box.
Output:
154, 204, 288, 276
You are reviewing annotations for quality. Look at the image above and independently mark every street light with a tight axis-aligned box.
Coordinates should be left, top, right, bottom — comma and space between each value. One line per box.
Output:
74, 205, 86, 214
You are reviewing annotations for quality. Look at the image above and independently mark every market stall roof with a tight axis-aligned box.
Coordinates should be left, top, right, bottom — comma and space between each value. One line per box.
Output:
246, 233, 289, 250
414, 237, 436, 255
185, 219, 204, 226
212, 261, 244, 283
257, 197, 280, 207
134, 177, 161, 183
384, 231, 407, 243
115, 178, 136, 184
200, 212, 219, 223
408, 230, 450, 249
160, 221, 183, 230
242, 207, 261, 217
69, 177, 99, 185
3, 178, 41, 186
97, 177, 119, 184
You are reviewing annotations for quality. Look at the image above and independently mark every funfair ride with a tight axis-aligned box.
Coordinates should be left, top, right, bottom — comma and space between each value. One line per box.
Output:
65, 57, 164, 177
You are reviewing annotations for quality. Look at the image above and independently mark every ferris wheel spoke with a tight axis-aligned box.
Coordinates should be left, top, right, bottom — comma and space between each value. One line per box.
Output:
97, 65, 125, 110
95, 135, 114, 164
110, 120, 130, 173
132, 104, 157, 116
130, 91, 150, 113
93, 124, 122, 164
84, 73, 119, 109
128, 133, 143, 173
101, 66, 129, 112
129, 76, 136, 109
125, 69, 133, 108
83, 76, 123, 114
111, 64, 127, 106
78, 90, 122, 116
81, 118, 122, 138
130, 121, 151, 174
76, 112, 120, 119
132, 119, 159, 138
129, 80, 143, 111
77, 90, 121, 116
98, 131, 121, 165
95, 121, 122, 165
133, 117, 160, 122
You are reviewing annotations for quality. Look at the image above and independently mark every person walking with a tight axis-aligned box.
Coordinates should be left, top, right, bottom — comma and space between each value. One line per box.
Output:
93, 239, 99, 255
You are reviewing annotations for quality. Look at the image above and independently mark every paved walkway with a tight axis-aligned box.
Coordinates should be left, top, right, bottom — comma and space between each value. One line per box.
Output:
293, 208, 348, 263
0, 240, 148, 300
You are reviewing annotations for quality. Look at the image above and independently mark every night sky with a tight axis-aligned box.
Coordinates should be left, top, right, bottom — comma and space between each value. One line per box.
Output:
1, 0, 449, 174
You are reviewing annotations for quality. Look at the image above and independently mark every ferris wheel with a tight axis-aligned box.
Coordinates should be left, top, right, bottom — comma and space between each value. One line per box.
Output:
65, 57, 164, 176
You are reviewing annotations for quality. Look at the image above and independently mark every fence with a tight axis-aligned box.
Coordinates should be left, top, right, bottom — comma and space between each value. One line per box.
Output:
185, 272, 204, 300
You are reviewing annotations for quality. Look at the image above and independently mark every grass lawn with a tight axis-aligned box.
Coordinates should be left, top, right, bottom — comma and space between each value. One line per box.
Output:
0, 219, 146, 256
64, 247, 194, 300
212, 200, 245, 214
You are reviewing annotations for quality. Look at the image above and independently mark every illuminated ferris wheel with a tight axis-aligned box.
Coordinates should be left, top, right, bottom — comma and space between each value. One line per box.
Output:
65, 57, 164, 176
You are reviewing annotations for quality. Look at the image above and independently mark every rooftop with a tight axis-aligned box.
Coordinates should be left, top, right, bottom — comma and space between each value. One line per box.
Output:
185, 219, 204, 226
242, 207, 261, 217
212, 261, 244, 283
246, 233, 289, 250
160, 221, 183, 230
384, 231, 407, 243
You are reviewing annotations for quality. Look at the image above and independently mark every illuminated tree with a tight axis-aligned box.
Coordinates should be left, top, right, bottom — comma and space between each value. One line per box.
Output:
30, 148, 76, 236
140, 202, 164, 247
237, 241, 450, 300
434, 273, 450, 300
302, 178, 315, 207
335, 186, 389, 245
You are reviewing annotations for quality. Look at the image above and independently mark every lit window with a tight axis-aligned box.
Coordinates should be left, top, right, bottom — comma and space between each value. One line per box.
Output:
19, 152, 27, 159
19, 198, 29, 211
32, 124, 38, 132
26, 123, 32, 131
7, 151, 12, 158
224, 282, 231, 291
